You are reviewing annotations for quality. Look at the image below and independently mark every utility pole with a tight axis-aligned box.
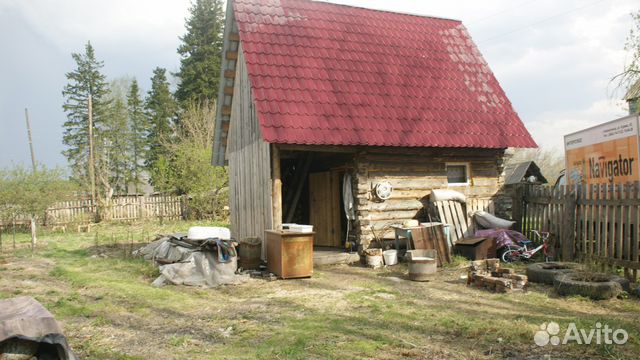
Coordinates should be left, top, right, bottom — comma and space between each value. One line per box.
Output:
88, 95, 96, 214
24, 108, 36, 171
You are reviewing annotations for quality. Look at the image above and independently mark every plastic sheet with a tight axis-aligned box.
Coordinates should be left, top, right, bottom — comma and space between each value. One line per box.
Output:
474, 229, 529, 249
473, 210, 515, 229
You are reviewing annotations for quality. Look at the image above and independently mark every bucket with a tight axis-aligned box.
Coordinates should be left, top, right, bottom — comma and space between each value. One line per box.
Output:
364, 248, 383, 269
238, 237, 262, 270
383, 249, 398, 266
406, 249, 438, 281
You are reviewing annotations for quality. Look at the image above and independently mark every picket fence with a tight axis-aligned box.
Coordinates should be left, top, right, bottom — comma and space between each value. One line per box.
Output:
513, 183, 640, 279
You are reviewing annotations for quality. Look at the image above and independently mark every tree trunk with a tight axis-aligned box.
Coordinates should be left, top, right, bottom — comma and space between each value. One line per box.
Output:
30, 216, 37, 251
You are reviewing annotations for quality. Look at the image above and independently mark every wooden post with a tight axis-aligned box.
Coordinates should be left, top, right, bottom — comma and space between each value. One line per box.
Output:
138, 195, 146, 220
285, 154, 312, 223
88, 95, 96, 220
512, 184, 524, 233
24, 108, 37, 171
272, 144, 282, 230
30, 217, 37, 251
562, 186, 577, 261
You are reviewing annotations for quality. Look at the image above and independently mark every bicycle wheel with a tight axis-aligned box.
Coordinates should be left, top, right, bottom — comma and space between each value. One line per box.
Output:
501, 248, 520, 263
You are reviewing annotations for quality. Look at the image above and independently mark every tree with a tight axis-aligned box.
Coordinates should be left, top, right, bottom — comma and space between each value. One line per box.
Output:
0, 165, 75, 250
160, 102, 228, 219
127, 79, 148, 193
99, 86, 133, 197
61, 41, 110, 188
145, 67, 178, 190
175, 0, 225, 106
616, 12, 640, 102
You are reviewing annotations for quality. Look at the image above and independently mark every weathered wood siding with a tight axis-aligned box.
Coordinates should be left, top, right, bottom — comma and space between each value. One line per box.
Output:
228, 45, 273, 255
353, 148, 509, 247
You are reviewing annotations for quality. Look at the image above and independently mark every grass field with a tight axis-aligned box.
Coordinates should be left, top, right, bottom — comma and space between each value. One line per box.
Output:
1, 221, 639, 359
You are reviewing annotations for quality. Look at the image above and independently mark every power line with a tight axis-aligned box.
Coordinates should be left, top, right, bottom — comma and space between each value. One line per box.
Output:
478, 0, 606, 45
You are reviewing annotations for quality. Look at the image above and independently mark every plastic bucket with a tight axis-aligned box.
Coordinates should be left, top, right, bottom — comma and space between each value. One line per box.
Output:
364, 248, 384, 268
383, 250, 398, 266
366, 255, 384, 268
238, 237, 262, 270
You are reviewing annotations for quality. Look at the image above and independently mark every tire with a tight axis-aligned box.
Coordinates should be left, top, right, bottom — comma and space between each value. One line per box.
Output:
553, 272, 624, 300
526, 262, 582, 285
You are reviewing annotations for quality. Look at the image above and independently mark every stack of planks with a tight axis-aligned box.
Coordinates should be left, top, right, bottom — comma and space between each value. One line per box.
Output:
467, 259, 528, 293
409, 224, 451, 266
432, 198, 495, 244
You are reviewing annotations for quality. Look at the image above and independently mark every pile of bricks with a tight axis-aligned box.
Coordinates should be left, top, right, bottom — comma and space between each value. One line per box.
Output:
467, 258, 528, 293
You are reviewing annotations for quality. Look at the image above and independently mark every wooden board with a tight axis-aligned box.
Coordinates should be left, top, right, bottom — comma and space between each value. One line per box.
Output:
309, 171, 341, 247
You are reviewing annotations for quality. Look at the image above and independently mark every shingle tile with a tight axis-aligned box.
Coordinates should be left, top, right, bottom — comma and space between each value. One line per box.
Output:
232, 0, 536, 148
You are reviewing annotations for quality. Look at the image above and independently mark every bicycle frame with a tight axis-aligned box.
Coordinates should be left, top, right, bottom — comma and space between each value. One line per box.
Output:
518, 242, 547, 260
502, 230, 550, 262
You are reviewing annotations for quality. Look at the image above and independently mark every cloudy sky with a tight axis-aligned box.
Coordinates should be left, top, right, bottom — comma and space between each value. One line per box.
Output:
0, 0, 637, 169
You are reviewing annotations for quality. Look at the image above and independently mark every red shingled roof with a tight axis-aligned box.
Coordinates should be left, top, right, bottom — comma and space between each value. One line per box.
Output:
233, 0, 536, 148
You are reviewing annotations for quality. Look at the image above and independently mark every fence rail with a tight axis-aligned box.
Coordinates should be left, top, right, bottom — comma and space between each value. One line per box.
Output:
514, 183, 640, 279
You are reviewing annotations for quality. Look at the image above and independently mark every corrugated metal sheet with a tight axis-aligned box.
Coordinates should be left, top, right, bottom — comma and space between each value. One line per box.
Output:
232, 0, 537, 148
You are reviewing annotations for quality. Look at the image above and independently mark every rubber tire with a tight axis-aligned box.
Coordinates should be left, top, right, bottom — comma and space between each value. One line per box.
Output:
526, 262, 582, 285
553, 272, 624, 300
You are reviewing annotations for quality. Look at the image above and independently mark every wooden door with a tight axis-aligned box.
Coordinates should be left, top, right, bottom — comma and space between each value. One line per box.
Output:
309, 171, 341, 247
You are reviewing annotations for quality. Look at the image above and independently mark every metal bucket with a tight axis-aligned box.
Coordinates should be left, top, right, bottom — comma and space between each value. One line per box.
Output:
406, 249, 437, 281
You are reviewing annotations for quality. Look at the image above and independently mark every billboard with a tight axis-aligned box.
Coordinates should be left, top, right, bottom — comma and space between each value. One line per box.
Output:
564, 115, 640, 186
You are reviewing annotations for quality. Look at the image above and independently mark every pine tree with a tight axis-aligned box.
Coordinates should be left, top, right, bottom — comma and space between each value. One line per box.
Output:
127, 79, 148, 193
61, 41, 110, 187
145, 67, 178, 191
175, 0, 225, 106
98, 94, 132, 196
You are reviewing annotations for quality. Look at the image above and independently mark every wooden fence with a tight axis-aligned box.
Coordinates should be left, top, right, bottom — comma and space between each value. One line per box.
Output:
514, 183, 640, 279
46, 195, 184, 224
1, 195, 186, 226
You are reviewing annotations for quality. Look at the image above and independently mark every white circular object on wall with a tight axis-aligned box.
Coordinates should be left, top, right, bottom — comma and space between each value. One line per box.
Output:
374, 181, 393, 200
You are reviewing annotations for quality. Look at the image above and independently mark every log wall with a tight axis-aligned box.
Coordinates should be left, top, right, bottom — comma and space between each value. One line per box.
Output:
353, 148, 511, 248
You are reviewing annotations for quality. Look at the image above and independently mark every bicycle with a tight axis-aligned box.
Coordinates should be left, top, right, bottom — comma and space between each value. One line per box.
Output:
499, 230, 551, 263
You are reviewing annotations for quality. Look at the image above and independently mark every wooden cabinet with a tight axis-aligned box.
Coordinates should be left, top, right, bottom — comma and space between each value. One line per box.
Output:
266, 230, 314, 279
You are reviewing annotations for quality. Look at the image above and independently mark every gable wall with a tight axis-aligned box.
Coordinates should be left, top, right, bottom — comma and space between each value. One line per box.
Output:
228, 44, 273, 256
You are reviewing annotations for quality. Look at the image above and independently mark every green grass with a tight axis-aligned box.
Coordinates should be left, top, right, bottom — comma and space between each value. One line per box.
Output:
1, 220, 640, 359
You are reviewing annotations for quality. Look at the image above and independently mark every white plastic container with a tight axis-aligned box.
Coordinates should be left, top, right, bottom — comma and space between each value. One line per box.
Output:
383, 249, 398, 266
290, 224, 313, 233
281, 223, 313, 233
365, 248, 384, 268
187, 226, 231, 240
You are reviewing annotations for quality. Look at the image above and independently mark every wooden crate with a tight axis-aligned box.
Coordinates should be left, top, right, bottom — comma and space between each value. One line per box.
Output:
266, 230, 314, 279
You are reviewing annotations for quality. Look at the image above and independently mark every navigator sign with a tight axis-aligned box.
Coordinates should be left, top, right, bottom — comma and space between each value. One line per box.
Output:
564, 115, 640, 186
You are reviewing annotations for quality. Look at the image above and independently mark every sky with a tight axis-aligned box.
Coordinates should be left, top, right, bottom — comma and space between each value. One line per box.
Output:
0, 0, 637, 169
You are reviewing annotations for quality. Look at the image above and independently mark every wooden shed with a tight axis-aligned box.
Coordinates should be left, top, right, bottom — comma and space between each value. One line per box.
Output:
212, 0, 536, 255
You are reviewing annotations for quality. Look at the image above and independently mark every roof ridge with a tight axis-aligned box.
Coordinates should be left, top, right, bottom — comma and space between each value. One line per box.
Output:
306, 0, 463, 23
